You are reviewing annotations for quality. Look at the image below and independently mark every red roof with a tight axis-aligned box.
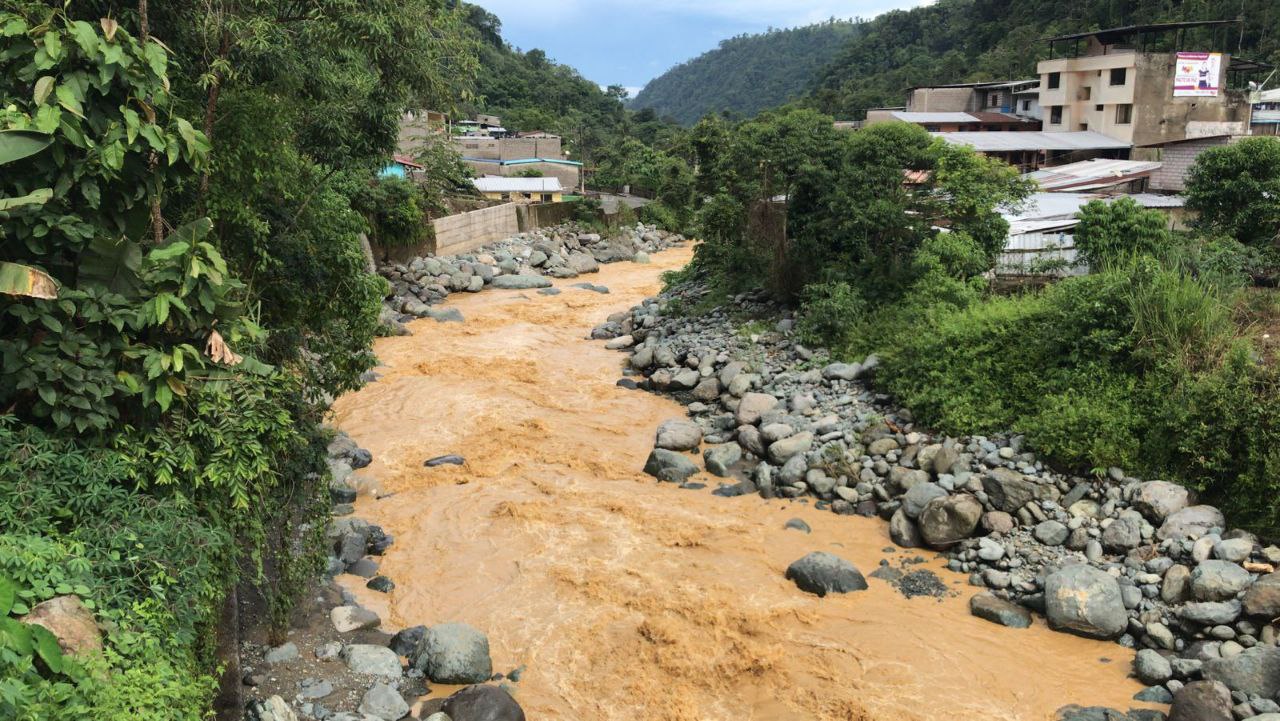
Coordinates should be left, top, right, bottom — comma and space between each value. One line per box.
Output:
393, 155, 425, 169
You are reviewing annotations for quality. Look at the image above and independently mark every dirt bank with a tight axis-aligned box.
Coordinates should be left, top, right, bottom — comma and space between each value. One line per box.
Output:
331, 246, 1156, 721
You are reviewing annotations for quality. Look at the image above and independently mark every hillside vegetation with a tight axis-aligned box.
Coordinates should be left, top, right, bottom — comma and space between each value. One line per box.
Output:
632, 20, 862, 125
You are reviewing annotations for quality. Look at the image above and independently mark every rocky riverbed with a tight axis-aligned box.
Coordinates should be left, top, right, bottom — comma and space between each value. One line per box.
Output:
599, 279, 1280, 721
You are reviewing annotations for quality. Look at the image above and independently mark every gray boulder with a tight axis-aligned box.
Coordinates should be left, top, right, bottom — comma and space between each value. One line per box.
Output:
981, 468, 1041, 513
1158, 505, 1225, 541
917, 494, 982, 548
389, 626, 426, 657
358, 684, 410, 721
888, 509, 923, 548
491, 275, 552, 290
413, 623, 493, 685
344, 644, 403, 677
1044, 565, 1127, 639
1189, 560, 1252, 602
654, 419, 702, 452
1242, 571, 1280, 617
1132, 480, 1190, 522
785, 552, 868, 597
441, 684, 526, 721
1134, 649, 1173, 685
330, 605, 380, 633
1033, 520, 1069, 546
1179, 600, 1242, 626
902, 483, 948, 519
1202, 646, 1280, 698
1168, 680, 1232, 721
643, 449, 699, 483
702, 444, 741, 478
735, 393, 778, 426
767, 432, 813, 465
1101, 516, 1142, 552
821, 363, 861, 381
970, 593, 1032, 629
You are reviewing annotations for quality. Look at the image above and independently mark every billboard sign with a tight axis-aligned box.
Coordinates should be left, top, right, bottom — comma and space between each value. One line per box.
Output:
1174, 52, 1222, 97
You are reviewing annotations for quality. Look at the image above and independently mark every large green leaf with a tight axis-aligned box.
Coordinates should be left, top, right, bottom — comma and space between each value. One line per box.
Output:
0, 188, 53, 211
0, 129, 52, 165
0, 617, 33, 656
0, 261, 59, 299
77, 236, 142, 296
163, 217, 213, 247
30, 624, 64, 673
0, 576, 13, 615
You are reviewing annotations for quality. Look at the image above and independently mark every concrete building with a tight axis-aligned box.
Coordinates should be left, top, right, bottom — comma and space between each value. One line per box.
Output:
461, 157, 582, 192
1251, 88, 1280, 136
472, 176, 564, 204
1036, 21, 1259, 147
931, 130, 1130, 171
453, 135, 564, 162
905, 80, 1040, 114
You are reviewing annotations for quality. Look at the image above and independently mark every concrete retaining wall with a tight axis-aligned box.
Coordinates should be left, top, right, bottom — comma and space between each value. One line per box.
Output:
432, 203, 520, 256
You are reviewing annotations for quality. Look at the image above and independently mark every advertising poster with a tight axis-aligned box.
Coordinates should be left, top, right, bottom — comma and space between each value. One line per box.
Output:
1174, 52, 1222, 97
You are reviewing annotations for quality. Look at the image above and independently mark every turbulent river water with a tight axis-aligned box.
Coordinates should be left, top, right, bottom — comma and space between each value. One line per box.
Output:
331, 246, 1157, 721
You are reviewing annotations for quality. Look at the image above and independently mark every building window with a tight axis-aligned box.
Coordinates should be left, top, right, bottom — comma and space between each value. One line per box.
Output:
1115, 103, 1133, 124
1021, 100, 1030, 111
1095, 104, 1104, 112
1081, 86, 1092, 100
1110, 68, 1127, 86
541, 194, 553, 202
500, 193, 511, 201
1049, 106, 1063, 125
1047, 72, 1061, 90
924, 125, 941, 132
988, 92, 1001, 107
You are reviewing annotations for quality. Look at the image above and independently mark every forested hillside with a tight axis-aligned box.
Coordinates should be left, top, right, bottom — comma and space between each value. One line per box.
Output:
811, 0, 1280, 119
632, 21, 862, 125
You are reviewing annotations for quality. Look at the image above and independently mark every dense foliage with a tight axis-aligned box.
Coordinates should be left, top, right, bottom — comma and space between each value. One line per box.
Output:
0, 1, 478, 717
632, 21, 862, 126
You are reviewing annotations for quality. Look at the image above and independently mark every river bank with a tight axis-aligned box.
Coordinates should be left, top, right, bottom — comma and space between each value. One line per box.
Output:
320, 241, 1166, 720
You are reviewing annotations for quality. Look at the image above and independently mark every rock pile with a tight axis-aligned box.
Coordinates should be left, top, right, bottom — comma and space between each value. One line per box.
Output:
601, 281, 1280, 720
241, 432, 526, 721
377, 223, 684, 333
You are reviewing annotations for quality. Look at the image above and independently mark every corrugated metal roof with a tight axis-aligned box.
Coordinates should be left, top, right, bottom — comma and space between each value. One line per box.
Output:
892, 112, 979, 124
472, 177, 564, 193
462, 157, 583, 167
932, 131, 1131, 151
1025, 158, 1162, 191
1004, 191, 1184, 234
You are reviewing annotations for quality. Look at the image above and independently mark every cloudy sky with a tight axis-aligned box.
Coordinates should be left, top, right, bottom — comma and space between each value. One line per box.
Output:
471, 0, 931, 96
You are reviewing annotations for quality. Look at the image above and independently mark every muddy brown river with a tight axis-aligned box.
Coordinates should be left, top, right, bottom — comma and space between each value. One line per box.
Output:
331, 245, 1158, 720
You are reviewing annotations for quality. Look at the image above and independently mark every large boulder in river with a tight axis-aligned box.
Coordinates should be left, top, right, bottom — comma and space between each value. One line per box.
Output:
1157, 505, 1225, 541
902, 483, 948, 520
441, 684, 526, 721
785, 552, 868, 597
491, 275, 550, 290
1132, 480, 1190, 523
654, 419, 702, 452
643, 449, 699, 483
1189, 560, 1252, 602
1168, 680, 1233, 721
970, 593, 1032, 629
413, 623, 493, 685
917, 494, 982, 547
1044, 565, 1127, 639
888, 509, 923, 548
1202, 645, 1280, 698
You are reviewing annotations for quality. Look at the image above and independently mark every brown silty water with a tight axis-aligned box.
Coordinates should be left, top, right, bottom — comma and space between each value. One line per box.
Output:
331, 245, 1160, 721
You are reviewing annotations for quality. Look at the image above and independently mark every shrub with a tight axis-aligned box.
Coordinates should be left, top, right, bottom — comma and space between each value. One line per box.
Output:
1186, 136, 1280, 247
1073, 197, 1173, 270
797, 281, 866, 350
1022, 372, 1142, 471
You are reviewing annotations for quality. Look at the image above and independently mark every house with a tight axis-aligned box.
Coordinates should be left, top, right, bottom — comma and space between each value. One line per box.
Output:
1036, 21, 1266, 147
455, 114, 508, 138
904, 80, 1041, 114
461, 157, 583, 192
996, 192, 1188, 277
1024, 157, 1163, 192
1251, 88, 1280, 136
472, 176, 564, 204
379, 155, 426, 180
865, 110, 1040, 132
931, 130, 1131, 171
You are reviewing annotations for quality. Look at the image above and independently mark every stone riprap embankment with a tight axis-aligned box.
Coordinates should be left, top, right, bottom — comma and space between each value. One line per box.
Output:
241, 432, 527, 721
377, 222, 683, 334
597, 280, 1280, 721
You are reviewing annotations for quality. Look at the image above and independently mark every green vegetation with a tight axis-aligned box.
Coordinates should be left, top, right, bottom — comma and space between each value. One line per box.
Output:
684, 111, 1280, 534
0, 1, 477, 716
632, 20, 862, 125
